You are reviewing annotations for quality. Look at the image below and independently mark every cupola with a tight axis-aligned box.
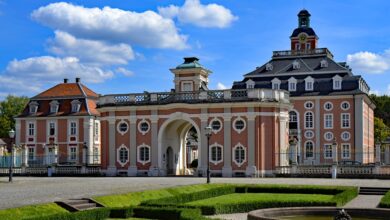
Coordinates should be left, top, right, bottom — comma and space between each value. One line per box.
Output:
290, 9, 318, 51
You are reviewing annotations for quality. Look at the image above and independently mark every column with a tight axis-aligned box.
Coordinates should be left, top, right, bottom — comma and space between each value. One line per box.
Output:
315, 98, 321, 165
279, 114, 289, 166
354, 96, 364, 163
149, 110, 159, 176
199, 108, 208, 176
83, 118, 93, 164
128, 111, 137, 176
222, 108, 232, 177
246, 107, 256, 176
106, 112, 117, 176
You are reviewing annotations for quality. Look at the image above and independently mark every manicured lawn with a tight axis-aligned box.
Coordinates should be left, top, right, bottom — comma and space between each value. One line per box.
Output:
0, 203, 68, 220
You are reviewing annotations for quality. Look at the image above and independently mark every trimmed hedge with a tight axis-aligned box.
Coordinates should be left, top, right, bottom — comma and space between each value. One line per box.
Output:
133, 207, 206, 220
24, 208, 111, 220
379, 190, 390, 208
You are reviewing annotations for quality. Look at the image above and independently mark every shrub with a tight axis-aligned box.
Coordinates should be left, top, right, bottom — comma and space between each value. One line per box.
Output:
379, 190, 390, 208
133, 206, 206, 220
24, 208, 111, 220
109, 207, 134, 218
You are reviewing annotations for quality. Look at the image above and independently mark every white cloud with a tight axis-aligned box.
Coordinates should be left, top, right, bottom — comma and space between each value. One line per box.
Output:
347, 50, 390, 74
158, 0, 238, 28
116, 67, 134, 77
32, 2, 188, 49
48, 31, 134, 66
217, 82, 227, 90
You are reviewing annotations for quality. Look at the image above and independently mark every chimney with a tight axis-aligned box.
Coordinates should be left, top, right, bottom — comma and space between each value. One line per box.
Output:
63, 78, 68, 83
75, 77, 80, 83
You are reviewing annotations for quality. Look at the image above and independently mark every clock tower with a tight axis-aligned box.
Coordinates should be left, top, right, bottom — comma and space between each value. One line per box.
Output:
290, 9, 318, 51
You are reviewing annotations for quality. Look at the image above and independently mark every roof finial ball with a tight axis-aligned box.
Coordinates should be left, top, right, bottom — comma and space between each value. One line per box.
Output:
298, 9, 311, 28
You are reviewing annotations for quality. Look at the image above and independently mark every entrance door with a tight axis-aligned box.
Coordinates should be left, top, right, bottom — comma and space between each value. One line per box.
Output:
166, 147, 174, 175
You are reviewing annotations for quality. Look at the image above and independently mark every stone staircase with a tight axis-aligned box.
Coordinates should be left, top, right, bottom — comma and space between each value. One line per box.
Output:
359, 187, 390, 195
56, 198, 103, 212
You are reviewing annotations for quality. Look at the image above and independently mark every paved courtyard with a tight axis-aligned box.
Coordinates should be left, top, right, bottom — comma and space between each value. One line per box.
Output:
1, 177, 390, 210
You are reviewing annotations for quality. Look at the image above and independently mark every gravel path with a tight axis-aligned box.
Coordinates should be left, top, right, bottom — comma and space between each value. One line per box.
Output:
1, 177, 390, 210
343, 195, 383, 208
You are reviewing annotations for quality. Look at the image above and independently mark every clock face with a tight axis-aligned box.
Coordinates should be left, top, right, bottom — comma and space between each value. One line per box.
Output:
299, 34, 307, 43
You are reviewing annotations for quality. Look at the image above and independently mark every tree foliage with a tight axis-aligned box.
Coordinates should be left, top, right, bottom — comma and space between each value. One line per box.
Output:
370, 94, 390, 127
0, 95, 29, 137
374, 117, 390, 143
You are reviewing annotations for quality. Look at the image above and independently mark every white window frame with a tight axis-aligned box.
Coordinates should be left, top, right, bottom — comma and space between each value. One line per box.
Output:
320, 59, 328, 68
233, 143, 246, 167
232, 117, 246, 134
305, 76, 314, 91
69, 121, 78, 136
29, 101, 38, 114
71, 100, 81, 113
117, 119, 129, 135
27, 122, 36, 137
333, 75, 342, 90
48, 121, 56, 136
304, 101, 314, 110
341, 131, 351, 141
137, 143, 151, 165
181, 81, 194, 92
305, 141, 314, 159
341, 143, 351, 159
324, 132, 334, 141
304, 130, 314, 139
288, 77, 297, 92
117, 144, 129, 167
341, 113, 350, 128
49, 100, 59, 114
246, 79, 255, 89
324, 102, 333, 111
68, 146, 78, 162
341, 101, 350, 111
324, 144, 333, 159
210, 143, 223, 165
265, 63, 273, 71
292, 60, 300, 69
324, 114, 333, 129
304, 111, 314, 129
28, 146, 36, 161
271, 78, 281, 90
289, 111, 298, 123
94, 121, 100, 142
137, 119, 150, 135
209, 117, 223, 134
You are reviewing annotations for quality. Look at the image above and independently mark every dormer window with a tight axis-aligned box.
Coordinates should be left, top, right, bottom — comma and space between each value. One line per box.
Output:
288, 77, 297, 92
29, 101, 38, 114
333, 75, 342, 90
320, 59, 328, 68
246, 79, 255, 89
49, 100, 59, 114
271, 78, 281, 90
292, 60, 300, 69
71, 100, 81, 113
305, 76, 314, 91
265, 63, 273, 71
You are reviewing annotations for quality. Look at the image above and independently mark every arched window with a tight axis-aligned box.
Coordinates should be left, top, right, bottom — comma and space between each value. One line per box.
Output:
116, 144, 129, 167
210, 143, 223, 164
304, 112, 314, 129
233, 144, 246, 166
305, 141, 314, 158
137, 144, 151, 165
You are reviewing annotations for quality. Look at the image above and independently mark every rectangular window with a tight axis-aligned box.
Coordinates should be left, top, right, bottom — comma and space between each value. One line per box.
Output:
94, 122, 99, 141
93, 147, 99, 163
28, 147, 35, 161
49, 122, 55, 136
272, 83, 280, 90
69, 147, 77, 161
289, 82, 296, 91
28, 123, 35, 136
295, 43, 301, 50
306, 82, 313, 91
306, 43, 311, 50
341, 113, 350, 128
70, 122, 77, 135
324, 114, 333, 129
342, 144, 350, 159
50, 105, 58, 113
305, 112, 314, 129
334, 80, 341, 90
324, 144, 333, 159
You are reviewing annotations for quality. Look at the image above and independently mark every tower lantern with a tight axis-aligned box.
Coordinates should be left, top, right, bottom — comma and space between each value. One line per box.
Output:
290, 9, 318, 51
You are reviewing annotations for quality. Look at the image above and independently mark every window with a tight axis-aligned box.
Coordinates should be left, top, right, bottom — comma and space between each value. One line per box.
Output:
28, 147, 35, 161
324, 132, 334, 141
305, 141, 314, 158
305, 101, 314, 109
71, 100, 81, 113
233, 144, 246, 166
210, 144, 223, 164
94, 122, 99, 141
295, 43, 301, 51
333, 75, 342, 90
341, 113, 350, 128
29, 102, 38, 114
70, 122, 77, 136
181, 82, 193, 92
69, 147, 77, 161
233, 117, 246, 134
320, 59, 328, 68
210, 118, 222, 133
49, 122, 56, 136
324, 144, 333, 159
304, 112, 314, 129
118, 145, 129, 166
246, 79, 255, 89
324, 114, 333, 129
117, 120, 129, 135
341, 131, 351, 141
324, 102, 333, 111
289, 111, 297, 122
50, 101, 59, 113
292, 60, 300, 69
306, 43, 311, 50
304, 131, 314, 139
305, 76, 314, 91
265, 63, 273, 71
342, 144, 350, 159
288, 77, 297, 92
341, 101, 350, 110
137, 144, 150, 165
93, 147, 99, 163
28, 122, 35, 136
138, 119, 150, 135
271, 78, 280, 90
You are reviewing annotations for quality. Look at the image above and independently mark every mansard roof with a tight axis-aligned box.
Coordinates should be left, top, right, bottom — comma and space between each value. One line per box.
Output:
32, 81, 98, 100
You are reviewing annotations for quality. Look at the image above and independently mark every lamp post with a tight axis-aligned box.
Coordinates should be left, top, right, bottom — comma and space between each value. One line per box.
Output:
332, 138, 338, 179
204, 126, 212, 184
8, 129, 15, 182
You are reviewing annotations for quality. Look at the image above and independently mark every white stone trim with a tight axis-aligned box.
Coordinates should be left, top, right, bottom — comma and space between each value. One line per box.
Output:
341, 113, 351, 129
180, 81, 194, 92
324, 113, 333, 129
68, 120, 78, 142
304, 101, 314, 110
232, 143, 246, 167
117, 119, 129, 135
232, 117, 246, 134
47, 120, 57, 137
137, 143, 151, 165
324, 143, 333, 159
210, 142, 223, 165
209, 117, 223, 134
271, 78, 281, 90
304, 130, 314, 139
341, 131, 351, 141
304, 140, 314, 159
332, 75, 342, 90
117, 144, 129, 167
324, 132, 334, 141
288, 77, 297, 92
26, 121, 36, 143
324, 102, 333, 111
341, 143, 351, 159
137, 119, 150, 135
341, 101, 350, 111
246, 79, 255, 89
304, 76, 314, 91
67, 145, 78, 162
304, 111, 314, 129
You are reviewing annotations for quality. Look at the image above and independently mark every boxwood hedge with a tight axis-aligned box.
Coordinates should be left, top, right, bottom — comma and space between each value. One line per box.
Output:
379, 190, 390, 208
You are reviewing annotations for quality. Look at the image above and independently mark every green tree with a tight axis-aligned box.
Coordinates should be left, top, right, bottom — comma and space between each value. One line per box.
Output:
370, 94, 390, 127
374, 117, 390, 143
0, 95, 29, 137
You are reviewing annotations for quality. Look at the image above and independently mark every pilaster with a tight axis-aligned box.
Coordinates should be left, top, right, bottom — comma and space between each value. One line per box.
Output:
222, 108, 232, 177
128, 111, 137, 176
246, 107, 256, 176
198, 108, 208, 176
106, 112, 117, 176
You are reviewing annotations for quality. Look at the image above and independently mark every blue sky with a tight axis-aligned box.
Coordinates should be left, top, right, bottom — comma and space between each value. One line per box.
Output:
1, 0, 390, 99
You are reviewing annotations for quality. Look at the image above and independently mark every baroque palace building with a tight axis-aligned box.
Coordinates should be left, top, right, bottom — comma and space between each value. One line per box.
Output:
14, 9, 375, 177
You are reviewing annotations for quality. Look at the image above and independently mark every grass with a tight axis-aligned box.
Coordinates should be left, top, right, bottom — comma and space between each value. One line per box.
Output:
379, 190, 390, 208
0, 203, 68, 220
